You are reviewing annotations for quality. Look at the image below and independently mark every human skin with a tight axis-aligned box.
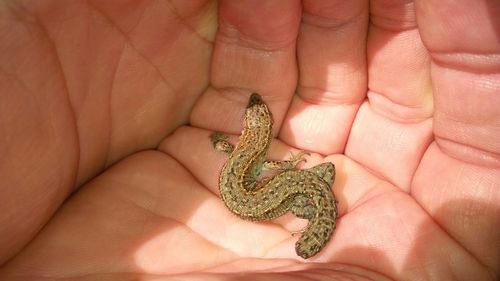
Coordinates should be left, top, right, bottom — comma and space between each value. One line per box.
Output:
0, 0, 499, 280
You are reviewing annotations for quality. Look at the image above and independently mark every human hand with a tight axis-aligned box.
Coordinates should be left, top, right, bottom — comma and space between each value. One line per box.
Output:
1, 1, 498, 280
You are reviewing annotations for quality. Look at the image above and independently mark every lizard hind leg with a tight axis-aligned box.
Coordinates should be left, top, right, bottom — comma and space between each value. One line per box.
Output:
289, 194, 317, 236
303, 162, 335, 186
263, 151, 310, 172
289, 193, 318, 236
290, 194, 316, 219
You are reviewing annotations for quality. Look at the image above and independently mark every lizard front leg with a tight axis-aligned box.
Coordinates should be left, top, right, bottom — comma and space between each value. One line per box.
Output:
210, 132, 234, 154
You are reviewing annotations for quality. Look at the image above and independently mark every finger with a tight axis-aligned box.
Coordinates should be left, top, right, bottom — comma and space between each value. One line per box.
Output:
413, 0, 500, 274
191, 0, 302, 134
280, 0, 369, 155
344, 0, 434, 190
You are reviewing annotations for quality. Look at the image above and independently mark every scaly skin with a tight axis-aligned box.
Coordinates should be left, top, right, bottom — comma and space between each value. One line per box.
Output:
210, 93, 337, 259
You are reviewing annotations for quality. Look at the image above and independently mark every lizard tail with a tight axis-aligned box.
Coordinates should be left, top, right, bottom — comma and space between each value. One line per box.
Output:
294, 203, 337, 259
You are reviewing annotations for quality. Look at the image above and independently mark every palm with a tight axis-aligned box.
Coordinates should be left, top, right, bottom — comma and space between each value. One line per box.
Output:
1, 1, 498, 280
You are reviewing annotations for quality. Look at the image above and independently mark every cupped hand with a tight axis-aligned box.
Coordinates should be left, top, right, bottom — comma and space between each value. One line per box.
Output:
1, 1, 498, 280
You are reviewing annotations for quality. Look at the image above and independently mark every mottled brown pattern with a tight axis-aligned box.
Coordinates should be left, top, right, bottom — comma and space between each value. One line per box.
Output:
210, 93, 337, 259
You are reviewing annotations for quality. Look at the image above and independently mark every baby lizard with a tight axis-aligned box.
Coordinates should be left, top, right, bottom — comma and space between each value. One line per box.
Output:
210, 93, 337, 259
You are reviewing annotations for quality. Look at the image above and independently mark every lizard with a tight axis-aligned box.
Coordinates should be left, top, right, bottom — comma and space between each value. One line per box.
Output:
210, 93, 337, 259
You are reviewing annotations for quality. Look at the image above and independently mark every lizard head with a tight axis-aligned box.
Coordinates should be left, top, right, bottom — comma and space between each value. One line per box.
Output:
244, 93, 273, 129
